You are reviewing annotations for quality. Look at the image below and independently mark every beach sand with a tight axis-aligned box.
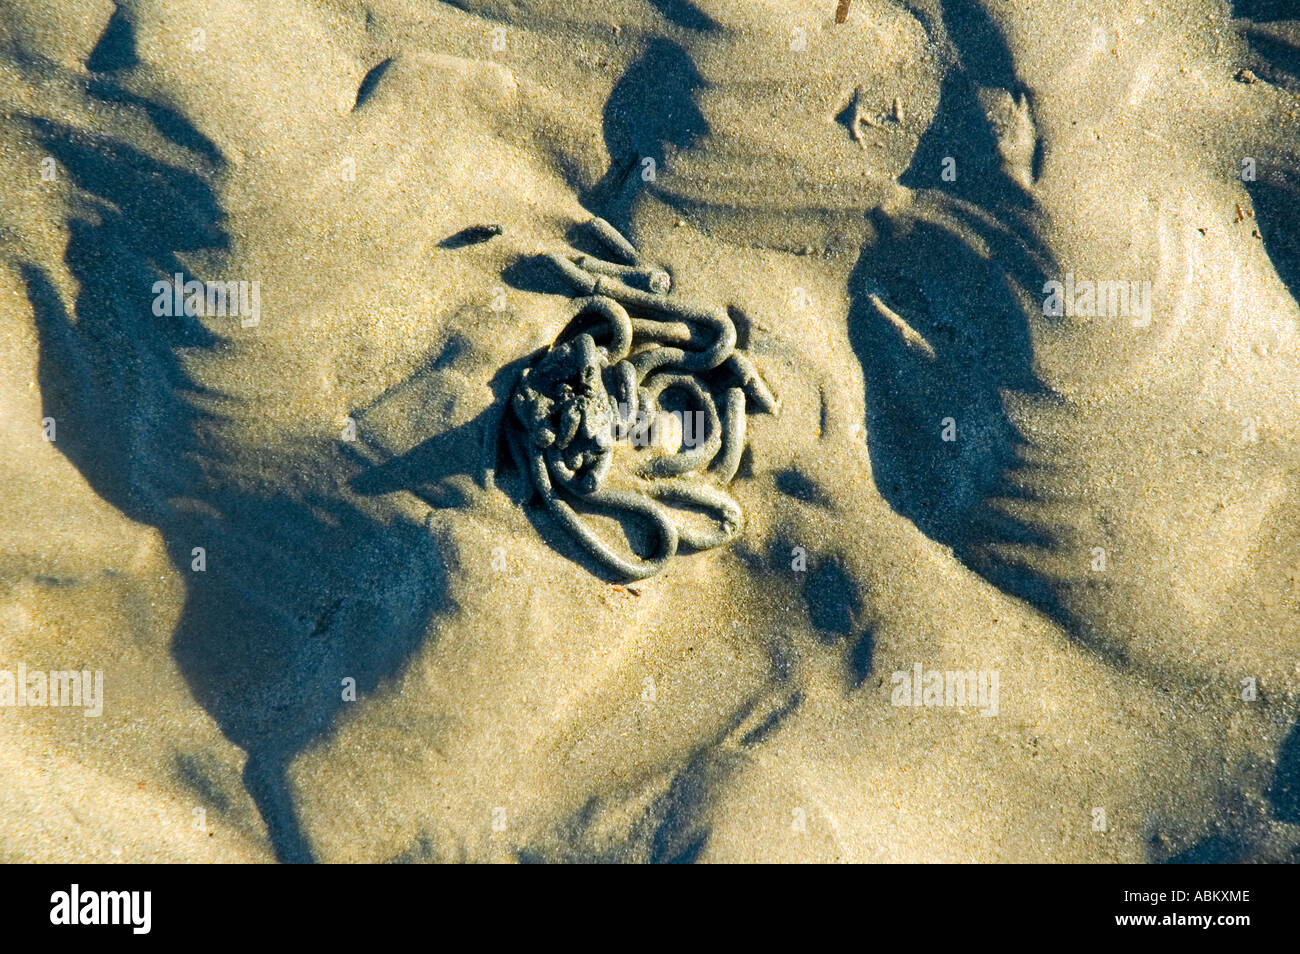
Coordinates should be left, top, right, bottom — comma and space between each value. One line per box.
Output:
1, 0, 1298, 862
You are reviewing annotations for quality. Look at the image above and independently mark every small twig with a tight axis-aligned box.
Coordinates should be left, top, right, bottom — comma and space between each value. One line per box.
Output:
835, 0, 851, 23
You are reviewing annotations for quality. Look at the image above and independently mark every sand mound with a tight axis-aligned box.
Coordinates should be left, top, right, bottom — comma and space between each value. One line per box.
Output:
1, 0, 1298, 862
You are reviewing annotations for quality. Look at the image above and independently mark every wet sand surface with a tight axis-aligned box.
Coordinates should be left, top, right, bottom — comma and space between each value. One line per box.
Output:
1, 0, 1299, 862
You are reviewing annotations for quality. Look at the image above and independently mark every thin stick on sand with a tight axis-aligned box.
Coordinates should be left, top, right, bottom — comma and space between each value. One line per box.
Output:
835, 0, 851, 24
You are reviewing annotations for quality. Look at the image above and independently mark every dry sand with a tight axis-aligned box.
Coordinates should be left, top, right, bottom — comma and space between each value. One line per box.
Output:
1, 0, 1298, 862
